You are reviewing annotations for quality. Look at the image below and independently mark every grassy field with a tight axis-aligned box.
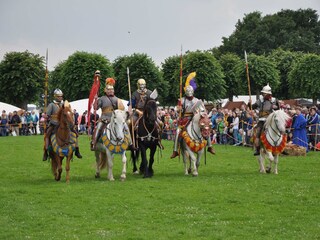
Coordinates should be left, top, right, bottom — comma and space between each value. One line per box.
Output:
0, 135, 319, 239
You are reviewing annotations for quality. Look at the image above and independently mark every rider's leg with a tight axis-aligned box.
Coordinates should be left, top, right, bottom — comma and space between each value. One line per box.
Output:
91, 121, 103, 151
71, 127, 82, 158
170, 127, 181, 158
206, 136, 216, 154
124, 123, 137, 151
43, 125, 53, 161
254, 122, 262, 156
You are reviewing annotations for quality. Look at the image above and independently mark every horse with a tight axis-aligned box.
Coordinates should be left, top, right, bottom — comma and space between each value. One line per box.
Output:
131, 99, 161, 178
258, 109, 291, 174
49, 100, 76, 183
94, 110, 129, 181
179, 102, 212, 176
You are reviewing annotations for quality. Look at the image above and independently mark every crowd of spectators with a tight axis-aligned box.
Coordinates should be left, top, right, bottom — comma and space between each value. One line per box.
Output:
1, 103, 319, 152
0, 109, 41, 136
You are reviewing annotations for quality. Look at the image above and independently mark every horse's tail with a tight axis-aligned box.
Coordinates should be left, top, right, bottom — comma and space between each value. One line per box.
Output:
98, 152, 107, 170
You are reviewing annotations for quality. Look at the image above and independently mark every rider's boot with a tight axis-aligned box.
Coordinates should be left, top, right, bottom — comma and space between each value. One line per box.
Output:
75, 147, 82, 158
207, 147, 216, 155
170, 151, 179, 159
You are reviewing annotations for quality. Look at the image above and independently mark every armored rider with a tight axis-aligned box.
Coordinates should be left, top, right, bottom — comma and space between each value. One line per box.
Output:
249, 83, 279, 156
170, 85, 216, 159
130, 78, 153, 123
42, 88, 82, 161
91, 78, 135, 151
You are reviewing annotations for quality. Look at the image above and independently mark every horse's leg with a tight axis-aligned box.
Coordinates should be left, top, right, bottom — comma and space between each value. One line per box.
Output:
140, 145, 149, 178
132, 150, 139, 174
65, 156, 71, 183
120, 152, 127, 181
266, 151, 274, 162
57, 157, 63, 181
258, 153, 266, 173
190, 152, 198, 177
148, 145, 156, 177
273, 154, 279, 174
94, 151, 101, 178
51, 155, 58, 180
106, 151, 114, 181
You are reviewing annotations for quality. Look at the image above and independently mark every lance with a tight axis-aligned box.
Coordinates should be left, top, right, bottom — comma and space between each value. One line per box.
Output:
245, 50, 252, 111
127, 67, 136, 151
179, 45, 183, 119
43, 49, 49, 153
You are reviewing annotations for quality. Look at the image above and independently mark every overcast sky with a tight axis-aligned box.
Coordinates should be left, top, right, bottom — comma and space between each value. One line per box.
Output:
0, 0, 319, 70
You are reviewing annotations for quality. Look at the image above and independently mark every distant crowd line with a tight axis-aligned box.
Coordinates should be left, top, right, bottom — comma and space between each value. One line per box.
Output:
1, 103, 320, 151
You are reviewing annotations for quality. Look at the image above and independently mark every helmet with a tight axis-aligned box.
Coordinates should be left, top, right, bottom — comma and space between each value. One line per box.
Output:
54, 88, 63, 97
137, 78, 146, 91
261, 83, 272, 95
185, 85, 194, 97
95, 70, 101, 76
105, 78, 115, 96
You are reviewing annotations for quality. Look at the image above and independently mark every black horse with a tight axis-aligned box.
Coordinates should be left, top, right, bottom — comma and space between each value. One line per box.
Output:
131, 99, 162, 178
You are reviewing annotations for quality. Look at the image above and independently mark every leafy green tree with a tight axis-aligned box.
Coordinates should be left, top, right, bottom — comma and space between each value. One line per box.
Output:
161, 55, 181, 105
113, 53, 167, 104
288, 53, 320, 104
239, 53, 280, 98
219, 53, 246, 101
268, 49, 304, 99
0, 51, 45, 109
219, 9, 320, 56
183, 51, 226, 101
50, 51, 113, 101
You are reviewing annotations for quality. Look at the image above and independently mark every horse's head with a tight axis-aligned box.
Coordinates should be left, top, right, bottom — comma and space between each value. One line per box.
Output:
58, 100, 74, 129
143, 99, 158, 124
110, 109, 126, 142
198, 111, 212, 138
266, 109, 291, 134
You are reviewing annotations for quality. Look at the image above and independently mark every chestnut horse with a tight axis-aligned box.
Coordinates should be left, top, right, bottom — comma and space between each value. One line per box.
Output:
49, 101, 76, 183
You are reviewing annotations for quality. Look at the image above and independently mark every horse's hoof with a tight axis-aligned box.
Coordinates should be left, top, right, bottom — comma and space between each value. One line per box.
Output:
109, 178, 115, 181
192, 173, 198, 177
266, 167, 271, 174
133, 170, 139, 175
143, 175, 151, 178
95, 173, 100, 178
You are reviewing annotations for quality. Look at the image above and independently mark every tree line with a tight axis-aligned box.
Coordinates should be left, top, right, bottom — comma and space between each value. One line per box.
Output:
0, 8, 319, 109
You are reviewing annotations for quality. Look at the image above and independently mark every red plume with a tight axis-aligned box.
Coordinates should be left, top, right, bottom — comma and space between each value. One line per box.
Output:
87, 73, 100, 128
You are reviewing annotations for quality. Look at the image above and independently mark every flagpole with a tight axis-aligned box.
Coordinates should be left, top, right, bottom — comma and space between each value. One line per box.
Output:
245, 50, 252, 111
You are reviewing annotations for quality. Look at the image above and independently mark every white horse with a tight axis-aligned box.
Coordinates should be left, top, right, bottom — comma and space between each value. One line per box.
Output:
179, 102, 212, 176
94, 110, 129, 181
258, 110, 290, 174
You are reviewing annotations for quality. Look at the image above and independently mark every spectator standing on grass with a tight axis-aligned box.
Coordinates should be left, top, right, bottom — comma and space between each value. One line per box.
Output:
31, 110, 39, 135
292, 106, 308, 152
0, 110, 9, 136
10, 111, 21, 136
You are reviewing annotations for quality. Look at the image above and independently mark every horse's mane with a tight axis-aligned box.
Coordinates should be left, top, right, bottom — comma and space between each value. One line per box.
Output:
264, 110, 290, 128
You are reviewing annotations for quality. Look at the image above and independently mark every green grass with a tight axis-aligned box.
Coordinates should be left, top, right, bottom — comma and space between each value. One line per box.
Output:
0, 135, 319, 239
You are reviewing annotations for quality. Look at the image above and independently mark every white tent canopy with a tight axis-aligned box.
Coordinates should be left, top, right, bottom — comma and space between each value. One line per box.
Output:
0, 102, 22, 113
69, 98, 129, 116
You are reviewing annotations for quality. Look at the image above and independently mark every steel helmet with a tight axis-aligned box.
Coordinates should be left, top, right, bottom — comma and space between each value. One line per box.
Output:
261, 83, 272, 95
54, 88, 63, 97
185, 85, 194, 97
137, 78, 146, 90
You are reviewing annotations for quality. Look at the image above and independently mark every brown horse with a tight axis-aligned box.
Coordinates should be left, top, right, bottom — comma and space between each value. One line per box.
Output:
48, 101, 76, 183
